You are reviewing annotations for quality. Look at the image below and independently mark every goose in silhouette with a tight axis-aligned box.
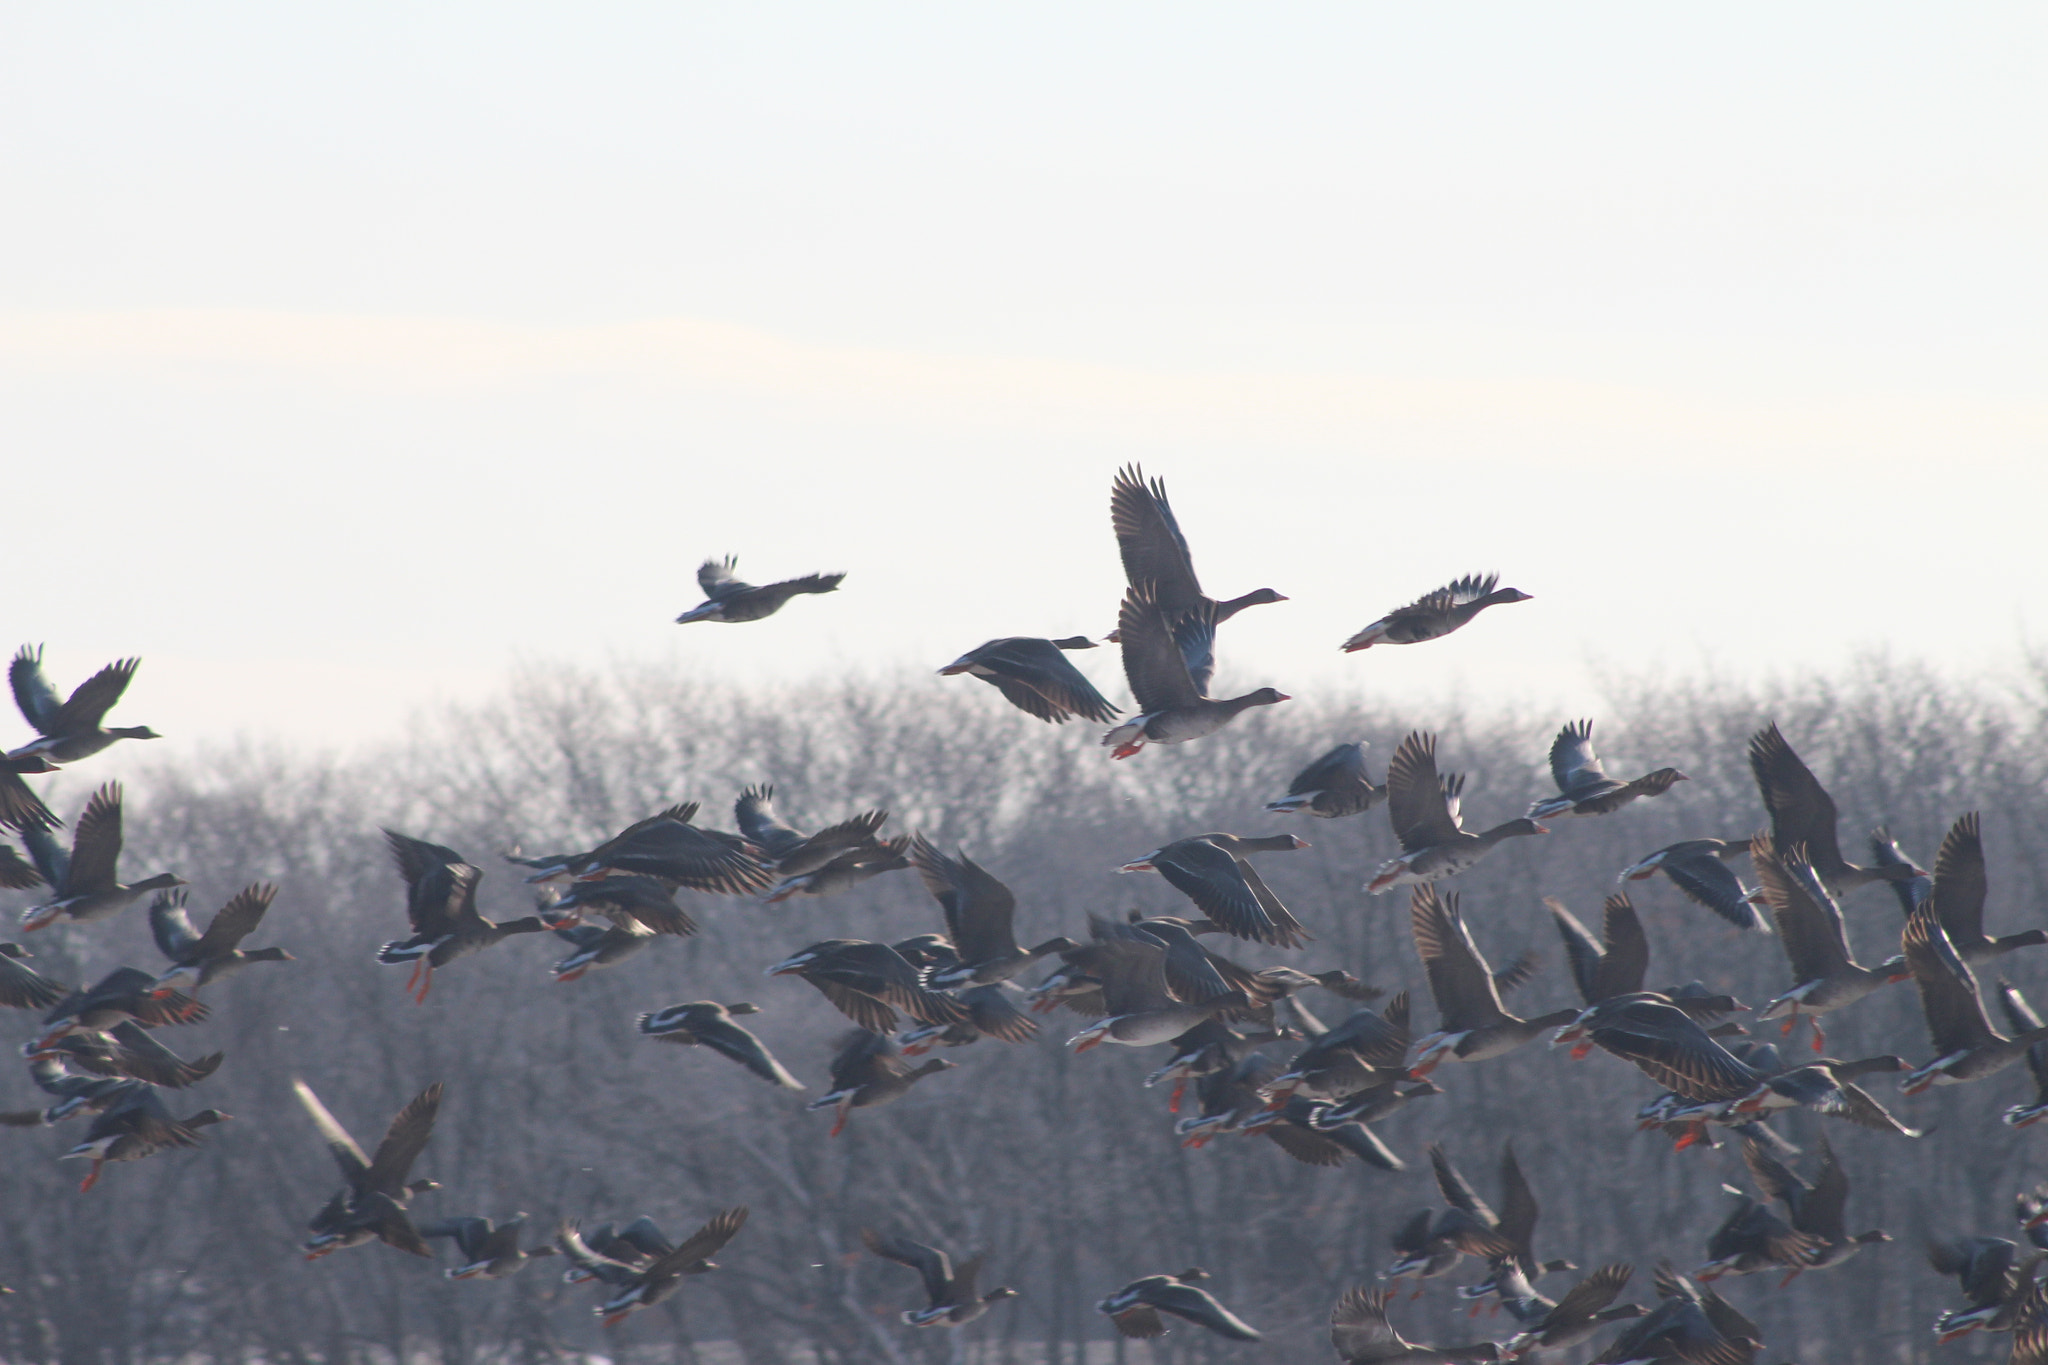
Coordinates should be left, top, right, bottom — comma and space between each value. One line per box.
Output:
807, 1030, 956, 1137
637, 1001, 803, 1089
1447, 1142, 1577, 1305
1340, 573, 1531, 652
1919, 813, 2047, 964
6, 646, 160, 765
1618, 838, 1765, 931
1408, 887, 1577, 1076
1066, 917, 1250, 1052
557, 1207, 748, 1326
939, 636, 1120, 724
377, 832, 549, 1003
420, 1215, 558, 1280
60, 1085, 228, 1192
1526, 721, 1686, 820
908, 835, 1076, 985
1108, 464, 1287, 687
1267, 741, 1387, 818
549, 920, 654, 981
763, 835, 912, 902
1367, 735, 1546, 894
0, 943, 67, 1011
1327, 1284, 1500, 1362
1898, 900, 2048, 1093
1119, 833, 1310, 947
862, 1228, 1019, 1326
1751, 833, 1910, 1052
766, 939, 969, 1032
1098, 1267, 1261, 1342
1102, 588, 1288, 759
294, 1078, 444, 1259
17, 786, 185, 931
149, 884, 291, 994
1493, 1263, 1641, 1360
1748, 723, 1925, 897
1261, 992, 1416, 1107
734, 786, 892, 879
1737, 1135, 1889, 1279
560, 1216, 673, 1285
673, 556, 842, 623
1998, 981, 2048, 1127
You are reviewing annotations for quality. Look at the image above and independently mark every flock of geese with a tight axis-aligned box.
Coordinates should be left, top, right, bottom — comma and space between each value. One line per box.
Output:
3, 464, 2046, 1362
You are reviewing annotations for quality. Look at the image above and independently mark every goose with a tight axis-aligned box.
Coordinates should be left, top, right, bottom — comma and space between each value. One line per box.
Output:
673, 556, 841, 623
0, 942, 68, 1011
1327, 1284, 1500, 1362
26, 967, 207, 1055
939, 636, 1120, 724
30, 1019, 221, 1089
1240, 1093, 1410, 1171
1695, 1185, 1821, 1285
1748, 723, 1925, 897
1736, 1135, 1889, 1280
6, 646, 159, 764
1999, 981, 2048, 1127
1928, 1238, 2041, 1341
734, 786, 891, 879
60, 1085, 228, 1192
766, 939, 970, 1033
422, 1214, 558, 1280
1548, 896, 1744, 1019
1340, 573, 1530, 652
561, 1216, 673, 1285
1267, 742, 1387, 818
807, 1030, 955, 1137
1751, 834, 1910, 1052
149, 884, 291, 994
0, 1058, 140, 1128
1408, 888, 1577, 1075
908, 836, 1076, 986
862, 1229, 1019, 1326
1262, 992, 1415, 1106
1920, 813, 2047, 964
1722, 1052, 1920, 1137
1898, 900, 2048, 1093
1098, 1267, 1261, 1342
1618, 839, 1766, 932
557, 1208, 747, 1326
533, 875, 697, 937
1447, 1143, 1576, 1304
549, 919, 654, 981
17, 785, 185, 931
1588, 1263, 1760, 1365
1102, 588, 1288, 759
1526, 720, 1685, 820
378, 832, 549, 1003
295, 1079, 444, 1259
1367, 735, 1546, 894
1066, 917, 1249, 1052
1494, 1263, 1641, 1360
522, 805, 773, 895
763, 836, 913, 902
1109, 464, 1287, 688
1119, 833, 1310, 947
636, 1001, 803, 1089
898, 983, 1040, 1054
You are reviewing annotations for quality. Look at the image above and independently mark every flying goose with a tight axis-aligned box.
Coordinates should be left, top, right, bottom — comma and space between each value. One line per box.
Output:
1340, 573, 1530, 652
1526, 720, 1685, 820
421, 1214, 559, 1280
1920, 813, 2047, 964
1119, 833, 1310, 948
1748, 723, 1924, 897
674, 556, 842, 623
557, 1207, 748, 1325
378, 832, 548, 1003
1618, 839, 1766, 932
1751, 833, 1910, 1052
294, 1078, 444, 1259
807, 1030, 956, 1137
1097, 1267, 1261, 1342
1408, 887, 1576, 1076
938, 636, 1120, 724
766, 939, 970, 1033
6, 646, 160, 765
861, 1228, 1019, 1326
17, 785, 185, 931
1898, 900, 2048, 1093
1102, 588, 1288, 759
60, 1085, 229, 1193
1327, 1284, 1500, 1362
908, 836, 1076, 986
149, 884, 291, 994
636, 1001, 803, 1089
1367, 735, 1546, 894
1066, 917, 1250, 1052
1267, 742, 1387, 818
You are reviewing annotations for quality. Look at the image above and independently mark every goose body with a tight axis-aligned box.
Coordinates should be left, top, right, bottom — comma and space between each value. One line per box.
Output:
1367, 735, 1545, 894
1341, 573, 1530, 652
637, 1001, 803, 1088
939, 636, 1119, 724
18, 785, 185, 931
6, 647, 160, 765
674, 556, 842, 623
1268, 742, 1386, 818
1526, 721, 1685, 820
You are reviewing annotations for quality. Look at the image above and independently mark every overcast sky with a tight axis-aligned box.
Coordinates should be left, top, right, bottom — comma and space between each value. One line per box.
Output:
4, 4, 2043, 761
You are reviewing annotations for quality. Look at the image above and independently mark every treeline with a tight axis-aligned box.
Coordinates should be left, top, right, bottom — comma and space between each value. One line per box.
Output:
3, 655, 2046, 1365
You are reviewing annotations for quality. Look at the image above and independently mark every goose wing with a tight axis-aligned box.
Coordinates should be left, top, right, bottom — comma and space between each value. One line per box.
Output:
1110, 465, 1204, 615
1411, 887, 1508, 1030
863, 1229, 954, 1306
1549, 719, 1609, 797
910, 836, 1018, 964
190, 884, 277, 958
1929, 812, 1989, 947
1749, 725, 1847, 878
1117, 587, 1206, 712
1904, 903, 1997, 1054
1387, 734, 1462, 850
9, 646, 63, 733
364, 1081, 443, 1197
65, 785, 125, 895
290, 1078, 370, 1185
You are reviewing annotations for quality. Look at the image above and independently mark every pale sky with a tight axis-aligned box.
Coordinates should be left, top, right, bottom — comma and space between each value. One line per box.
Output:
4, 4, 2043, 756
